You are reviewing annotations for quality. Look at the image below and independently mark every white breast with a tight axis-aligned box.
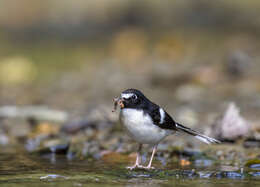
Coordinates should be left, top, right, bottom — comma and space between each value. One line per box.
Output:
119, 108, 172, 145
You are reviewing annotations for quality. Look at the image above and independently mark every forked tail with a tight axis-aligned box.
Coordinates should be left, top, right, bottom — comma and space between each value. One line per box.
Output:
176, 123, 220, 144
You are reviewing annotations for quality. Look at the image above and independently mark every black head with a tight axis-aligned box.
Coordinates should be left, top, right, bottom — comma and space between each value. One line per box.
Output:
120, 89, 150, 109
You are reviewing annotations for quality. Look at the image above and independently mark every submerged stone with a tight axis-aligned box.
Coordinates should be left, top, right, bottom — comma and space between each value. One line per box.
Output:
33, 139, 70, 155
194, 159, 214, 167
244, 138, 260, 148
249, 164, 260, 170
249, 171, 260, 177
224, 171, 244, 179
245, 159, 260, 169
198, 171, 213, 178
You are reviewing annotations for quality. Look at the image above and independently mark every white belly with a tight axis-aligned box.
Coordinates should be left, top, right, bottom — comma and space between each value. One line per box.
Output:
120, 108, 172, 145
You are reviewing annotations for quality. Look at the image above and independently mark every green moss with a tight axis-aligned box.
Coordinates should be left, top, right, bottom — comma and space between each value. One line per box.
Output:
245, 159, 260, 167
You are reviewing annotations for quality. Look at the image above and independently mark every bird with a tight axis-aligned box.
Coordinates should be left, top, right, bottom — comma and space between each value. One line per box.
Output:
113, 88, 220, 170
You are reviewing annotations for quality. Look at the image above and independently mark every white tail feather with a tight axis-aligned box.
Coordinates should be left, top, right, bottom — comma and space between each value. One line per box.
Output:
195, 135, 219, 144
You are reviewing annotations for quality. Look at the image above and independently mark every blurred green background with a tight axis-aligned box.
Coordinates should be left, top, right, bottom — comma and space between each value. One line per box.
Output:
0, 0, 260, 122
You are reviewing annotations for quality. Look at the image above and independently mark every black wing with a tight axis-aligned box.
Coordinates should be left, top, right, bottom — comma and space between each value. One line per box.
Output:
149, 104, 177, 130
147, 103, 220, 144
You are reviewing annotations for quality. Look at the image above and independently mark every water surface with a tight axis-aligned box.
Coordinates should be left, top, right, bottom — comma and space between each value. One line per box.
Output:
0, 147, 260, 187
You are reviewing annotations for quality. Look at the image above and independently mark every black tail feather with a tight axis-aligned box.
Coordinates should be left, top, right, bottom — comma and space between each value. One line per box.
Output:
175, 123, 220, 144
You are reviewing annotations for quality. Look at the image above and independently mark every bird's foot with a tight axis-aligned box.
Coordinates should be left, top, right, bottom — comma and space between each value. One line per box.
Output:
126, 164, 144, 170
141, 165, 155, 170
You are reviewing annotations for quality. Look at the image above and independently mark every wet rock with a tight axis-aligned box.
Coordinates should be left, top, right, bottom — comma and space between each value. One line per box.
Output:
220, 165, 239, 172
82, 141, 102, 158
61, 105, 115, 135
198, 171, 213, 178
249, 164, 260, 170
208, 102, 251, 141
61, 118, 96, 134
245, 159, 260, 170
243, 138, 260, 148
33, 139, 70, 155
4, 119, 31, 138
226, 50, 251, 77
49, 143, 70, 154
25, 135, 47, 152
179, 159, 191, 166
26, 122, 61, 152
40, 174, 68, 180
213, 171, 244, 179
30, 122, 60, 138
102, 135, 123, 151
170, 147, 203, 158
223, 171, 244, 179
250, 171, 260, 177
131, 173, 154, 178
0, 106, 68, 123
179, 169, 198, 178
194, 159, 213, 167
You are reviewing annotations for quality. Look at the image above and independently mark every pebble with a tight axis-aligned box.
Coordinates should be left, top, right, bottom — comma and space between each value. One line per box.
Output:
40, 174, 68, 180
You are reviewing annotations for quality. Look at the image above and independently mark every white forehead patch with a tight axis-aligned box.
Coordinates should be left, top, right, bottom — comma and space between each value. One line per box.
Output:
121, 93, 134, 99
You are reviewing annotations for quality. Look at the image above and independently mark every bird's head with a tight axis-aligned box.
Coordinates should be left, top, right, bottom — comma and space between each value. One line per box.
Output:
115, 89, 149, 110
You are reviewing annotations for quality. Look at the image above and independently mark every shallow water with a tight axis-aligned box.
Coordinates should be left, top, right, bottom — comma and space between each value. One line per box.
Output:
0, 147, 260, 187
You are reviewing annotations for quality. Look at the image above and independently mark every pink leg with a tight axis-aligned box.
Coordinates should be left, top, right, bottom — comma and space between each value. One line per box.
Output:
127, 144, 143, 170
143, 145, 157, 169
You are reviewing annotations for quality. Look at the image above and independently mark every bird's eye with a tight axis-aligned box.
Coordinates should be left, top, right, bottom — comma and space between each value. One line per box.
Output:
132, 95, 137, 100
